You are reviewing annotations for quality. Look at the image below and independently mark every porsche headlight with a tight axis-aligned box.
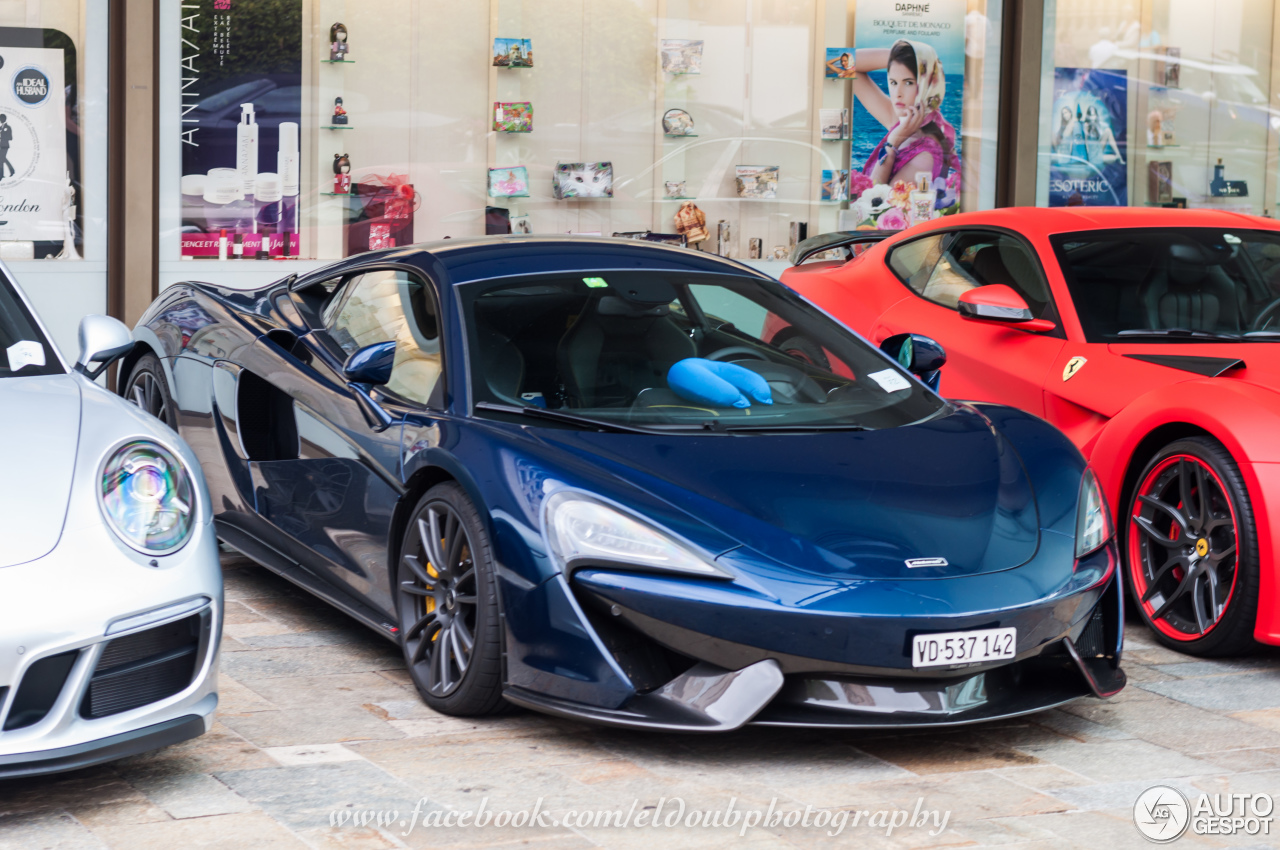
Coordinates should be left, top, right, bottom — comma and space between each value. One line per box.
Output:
1075, 468, 1114, 558
99, 441, 195, 554
544, 492, 729, 577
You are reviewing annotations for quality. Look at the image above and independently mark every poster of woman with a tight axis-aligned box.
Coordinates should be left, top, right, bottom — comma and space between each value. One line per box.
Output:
1047, 68, 1128, 206
848, 0, 965, 231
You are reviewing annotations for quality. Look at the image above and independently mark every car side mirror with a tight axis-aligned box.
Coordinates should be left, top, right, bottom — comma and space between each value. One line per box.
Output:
342, 340, 396, 386
957, 285, 1056, 332
880, 333, 945, 392
75, 315, 135, 379
342, 341, 397, 431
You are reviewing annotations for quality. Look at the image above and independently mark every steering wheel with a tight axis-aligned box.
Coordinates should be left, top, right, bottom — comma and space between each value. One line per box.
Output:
1251, 297, 1280, 332
705, 345, 768, 362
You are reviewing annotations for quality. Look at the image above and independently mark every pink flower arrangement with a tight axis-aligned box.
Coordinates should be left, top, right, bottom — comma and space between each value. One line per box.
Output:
849, 171, 874, 196
877, 206, 909, 230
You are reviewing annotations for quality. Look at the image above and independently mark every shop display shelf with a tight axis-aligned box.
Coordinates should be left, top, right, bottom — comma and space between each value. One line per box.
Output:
660, 196, 698, 200
322, 126, 354, 130
664, 134, 699, 138
320, 59, 356, 64
821, 136, 851, 141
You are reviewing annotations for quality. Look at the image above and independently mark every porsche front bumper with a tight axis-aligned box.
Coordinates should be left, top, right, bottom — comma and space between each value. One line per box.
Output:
0, 517, 222, 778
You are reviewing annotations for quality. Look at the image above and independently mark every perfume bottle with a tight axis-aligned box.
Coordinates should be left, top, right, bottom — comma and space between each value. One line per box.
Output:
236, 103, 259, 196
277, 121, 300, 240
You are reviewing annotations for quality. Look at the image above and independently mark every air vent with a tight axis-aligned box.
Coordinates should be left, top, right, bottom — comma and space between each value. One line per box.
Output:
81, 613, 204, 719
1075, 606, 1107, 658
4, 651, 79, 730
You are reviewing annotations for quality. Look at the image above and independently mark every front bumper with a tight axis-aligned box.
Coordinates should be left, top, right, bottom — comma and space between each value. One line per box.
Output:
505, 543, 1125, 731
0, 516, 222, 776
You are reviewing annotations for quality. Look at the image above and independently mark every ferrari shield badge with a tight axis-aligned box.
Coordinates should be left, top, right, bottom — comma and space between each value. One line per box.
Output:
1062, 356, 1087, 382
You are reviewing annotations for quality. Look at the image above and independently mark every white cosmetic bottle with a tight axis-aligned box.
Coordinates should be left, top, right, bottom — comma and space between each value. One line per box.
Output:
236, 103, 259, 196
277, 121, 300, 252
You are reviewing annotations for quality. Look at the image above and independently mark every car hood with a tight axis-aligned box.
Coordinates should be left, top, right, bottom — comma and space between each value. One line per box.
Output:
0, 375, 81, 568
534, 408, 1041, 581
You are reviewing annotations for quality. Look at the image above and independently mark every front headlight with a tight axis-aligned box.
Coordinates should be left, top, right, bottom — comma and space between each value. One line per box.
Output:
1075, 468, 1114, 558
99, 440, 196, 554
544, 492, 729, 578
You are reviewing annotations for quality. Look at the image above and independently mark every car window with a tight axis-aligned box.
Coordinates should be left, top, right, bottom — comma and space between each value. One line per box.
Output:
323, 269, 442, 406
461, 271, 945, 432
0, 273, 60, 377
888, 234, 948, 296
1054, 227, 1280, 341
917, 231, 1055, 318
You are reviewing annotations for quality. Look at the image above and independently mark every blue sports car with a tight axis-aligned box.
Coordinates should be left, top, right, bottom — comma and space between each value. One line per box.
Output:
121, 237, 1124, 730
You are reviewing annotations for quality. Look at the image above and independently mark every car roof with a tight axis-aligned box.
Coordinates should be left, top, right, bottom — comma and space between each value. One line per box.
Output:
908, 206, 1280, 239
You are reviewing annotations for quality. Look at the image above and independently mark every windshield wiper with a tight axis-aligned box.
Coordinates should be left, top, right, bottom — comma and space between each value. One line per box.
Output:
473, 402, 652, 434
715, 422, 870, 433
1115, 329, 1243, 342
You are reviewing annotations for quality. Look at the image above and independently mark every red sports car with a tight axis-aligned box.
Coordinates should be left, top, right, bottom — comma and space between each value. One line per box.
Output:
777, 207, 1280, 656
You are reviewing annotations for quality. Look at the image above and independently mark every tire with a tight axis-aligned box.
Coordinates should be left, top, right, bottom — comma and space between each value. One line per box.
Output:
124, 353, 178, 430
395, 482, 507, 715
1125, 436, 1259, 656
773, 332, 830, 370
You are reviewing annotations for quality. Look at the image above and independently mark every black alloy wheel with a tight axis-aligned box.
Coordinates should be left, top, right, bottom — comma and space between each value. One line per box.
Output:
1126, 436, 1258, 656
124, 354, 177, 429
396, 482, 507, 715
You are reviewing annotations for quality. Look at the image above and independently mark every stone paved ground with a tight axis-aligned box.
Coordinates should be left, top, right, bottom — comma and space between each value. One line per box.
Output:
4, 549, 1280, 849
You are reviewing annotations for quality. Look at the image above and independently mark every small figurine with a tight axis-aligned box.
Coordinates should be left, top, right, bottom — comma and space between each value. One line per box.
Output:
56, 171, 80, 260
332, 96, 348, 125
329, 23, 349, 61
673, 200, 708, 245
333, 153, 351, 194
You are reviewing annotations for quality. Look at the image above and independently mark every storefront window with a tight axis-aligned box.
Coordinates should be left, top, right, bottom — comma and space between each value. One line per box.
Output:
159, 0, 1003, 289
0, 3, 107, 350
1038, 0, 1277, 214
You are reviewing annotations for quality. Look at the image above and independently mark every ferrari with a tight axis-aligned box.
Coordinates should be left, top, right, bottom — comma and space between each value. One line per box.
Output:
782, 207, 1280, 656
0, 268, 221, 777
121, 236, 1123, 730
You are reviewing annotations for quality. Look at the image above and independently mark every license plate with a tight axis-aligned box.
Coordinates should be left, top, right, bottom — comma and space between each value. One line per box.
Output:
912, 627, 1017, 668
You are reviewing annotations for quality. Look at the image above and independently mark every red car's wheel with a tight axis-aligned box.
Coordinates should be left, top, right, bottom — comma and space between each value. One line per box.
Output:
1126, 437, 1258, 656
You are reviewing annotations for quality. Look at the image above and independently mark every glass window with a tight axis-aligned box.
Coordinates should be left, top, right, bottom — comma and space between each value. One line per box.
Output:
888, 234, 949, 294
158, 1, 1005, 289
1053, 227, 1280, 341
1038, 0, 1276, 215
463, 270, 945, 432
0, 273, 61, 377
323, 270, 442, 405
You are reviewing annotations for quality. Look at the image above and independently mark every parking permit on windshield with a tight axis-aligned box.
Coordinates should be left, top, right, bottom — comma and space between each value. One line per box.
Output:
6, 340, 44, 370
868, 369, 911, 393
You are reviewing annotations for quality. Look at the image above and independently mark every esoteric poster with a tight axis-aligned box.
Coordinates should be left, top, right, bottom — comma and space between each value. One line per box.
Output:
0, 44, 67, 243
848, 0, 966, 231
1048, 68, 1128, 207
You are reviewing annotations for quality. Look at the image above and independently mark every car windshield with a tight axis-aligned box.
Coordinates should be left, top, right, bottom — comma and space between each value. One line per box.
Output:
0, 275, 60, 378
1053, 227, 1280, 342
462, 270, 945, 432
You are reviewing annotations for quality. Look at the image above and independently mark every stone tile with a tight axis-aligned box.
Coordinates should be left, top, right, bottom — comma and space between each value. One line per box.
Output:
215, 761, 426, 833
85, 811, 306, 850
0, 811, 108, 850
787, 771, 1070, 822
0, 770, 138, 816
216, 675, 277, 714
223, 600, 271, 626
238, 597, 365, 632
1123, 645, 1204, 666
293, 825, 402, 850
1149, 658, 1280, 679
221, 565, 296, 601
988, 764, 1095, 793
1026, 708, 1133, 742
219, 705, 405, 748
1139, 674, 1280, 712
219, 644, 402, 681
224, 621, 296, 639
1059, 694, 1280, 752
1040, 777, 1201, 812
1010, 737, 1223, 783
236, 671, 415, 709
122, 768, 255, 819
265, 744, 366, 766
66, 798, 170, 829
854, 731, 1040, 775
238, 630, 365, 648
115, 721, 278, 774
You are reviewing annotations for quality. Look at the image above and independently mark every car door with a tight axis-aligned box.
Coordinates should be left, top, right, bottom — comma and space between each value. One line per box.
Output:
870, 229, 1067, 416
236, 267, 444, 616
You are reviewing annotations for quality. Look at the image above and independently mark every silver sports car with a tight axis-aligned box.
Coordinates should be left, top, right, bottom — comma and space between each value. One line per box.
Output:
0, 267, 222, 778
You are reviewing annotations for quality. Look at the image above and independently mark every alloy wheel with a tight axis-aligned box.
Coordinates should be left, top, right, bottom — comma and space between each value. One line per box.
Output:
399, 502, 479, 697
1129, 455, 1239, 640
128, 370, 170, 424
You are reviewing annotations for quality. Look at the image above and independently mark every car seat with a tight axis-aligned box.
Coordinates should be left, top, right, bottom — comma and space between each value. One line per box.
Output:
556, 295, 695, 408
1138, 242, 1242, 333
